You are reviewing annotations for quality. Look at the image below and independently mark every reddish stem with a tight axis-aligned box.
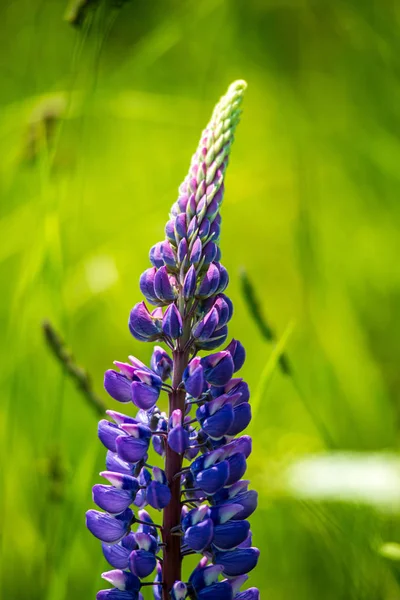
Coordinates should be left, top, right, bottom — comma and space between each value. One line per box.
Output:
162, 347, 190, 599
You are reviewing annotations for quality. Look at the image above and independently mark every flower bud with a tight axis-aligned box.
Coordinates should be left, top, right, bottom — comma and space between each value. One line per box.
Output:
150, 346, 173, 381
224, 339, 246, 372
154, 266, 177, 302
162, 303, 183, 339
129, 302, 162, 342
168, 409, 190, 454
183, 265, 197, 299
183, 357, 205, 398
196, 263, 220, 298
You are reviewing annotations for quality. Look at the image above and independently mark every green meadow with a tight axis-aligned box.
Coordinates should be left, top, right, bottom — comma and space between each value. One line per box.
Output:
1, 1, 400, 598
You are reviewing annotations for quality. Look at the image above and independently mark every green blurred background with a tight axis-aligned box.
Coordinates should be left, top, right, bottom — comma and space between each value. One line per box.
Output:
1, 1, 400, 598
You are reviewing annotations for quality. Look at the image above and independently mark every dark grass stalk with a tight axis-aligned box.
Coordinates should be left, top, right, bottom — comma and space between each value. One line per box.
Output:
240, 268, 336, 448
42, 319, 106, 416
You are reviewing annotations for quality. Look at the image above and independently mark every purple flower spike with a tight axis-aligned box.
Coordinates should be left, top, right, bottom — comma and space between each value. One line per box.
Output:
88, 81, 259, 598
104, 371, 132, 403
129, 549, 157, 578
162, 304, 183, 339
86, 508, 132, 543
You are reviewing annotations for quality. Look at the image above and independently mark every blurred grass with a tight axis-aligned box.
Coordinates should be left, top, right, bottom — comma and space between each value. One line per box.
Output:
1, 0, 400, 599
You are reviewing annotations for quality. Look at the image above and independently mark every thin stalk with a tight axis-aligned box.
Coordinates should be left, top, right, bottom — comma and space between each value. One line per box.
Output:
162, 332, 190, 598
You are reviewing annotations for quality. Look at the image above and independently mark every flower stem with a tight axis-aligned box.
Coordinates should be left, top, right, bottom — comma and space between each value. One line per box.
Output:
162, 346, 190, 598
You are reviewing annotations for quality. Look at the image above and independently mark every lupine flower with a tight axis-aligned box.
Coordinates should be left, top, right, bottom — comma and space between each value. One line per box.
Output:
86, 80, 259, 600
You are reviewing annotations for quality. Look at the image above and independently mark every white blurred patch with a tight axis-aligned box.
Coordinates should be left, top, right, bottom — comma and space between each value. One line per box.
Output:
85, 255, 118, 294
286, 452, 400, 510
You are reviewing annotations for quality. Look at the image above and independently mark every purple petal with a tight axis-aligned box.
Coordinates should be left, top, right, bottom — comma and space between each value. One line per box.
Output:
104, 371, 132, 403
92, 485, 133, 514
115, 435, 149, 463
85, 508, 132, 543
196, 460, 230, 495
162, 304, 183, 339
146, 481, 171, 509
214, 547, 260, 576
129, 549, 157, 578
131, 381, 160, 410
212, 520, 250, 550
101, 569, 140, 591
102, 542, 131, 569
184, 518, 214, 552
98, 420, 125, 452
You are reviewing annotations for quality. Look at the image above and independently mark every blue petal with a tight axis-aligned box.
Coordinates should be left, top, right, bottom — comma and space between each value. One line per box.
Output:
86, 509, 132, 543
98, 420, 124, 452
225, 490, 258, 520
234, 589, 260, 600
92, 485, 133, 514
101, 569, 141, 591
214, 547, 260, 576
168, 425, 190, 454
97, 590, 138, 600
202, 404, 234, 440
212, 520, 250, 550
104, 371, 132, 403
116, 435, 149, 463
196, 460, 229, 495
201, 352, 234, 386
102, 542, 131, 569
197, 581, 233, 600
226, 403, 251, 436
129, 548, 157, 578
106, 451, 135, 476
225, 453, 247, 486
146, 481, 171, 509
131, 381, 160, 410
184, 518, 214, 552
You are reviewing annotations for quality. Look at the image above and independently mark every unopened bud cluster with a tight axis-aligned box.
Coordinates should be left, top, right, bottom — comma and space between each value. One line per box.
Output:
86, 81, 259, 600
